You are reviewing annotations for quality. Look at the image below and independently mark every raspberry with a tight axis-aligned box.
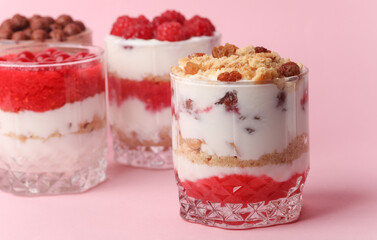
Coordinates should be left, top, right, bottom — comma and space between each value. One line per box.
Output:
160, 10, 185, 25
136, 15, 150, 25
110, 15, 152, 39
123, 23, 153, 40
156, 21, 187, 42
152, 16, 169, 29
184, 15, 215, 37
110, 15, 134, 36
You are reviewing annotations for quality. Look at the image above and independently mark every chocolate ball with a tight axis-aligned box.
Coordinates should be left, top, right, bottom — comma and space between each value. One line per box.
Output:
64, 23, 81, 36
12, 31, 28, 41
11, 14, 29, 31
43, 16, 55, 25
50, 29, 66, 41
23, 28, 32, 38
30, 18, 49, 31
74, 20, 86, 31
0, 29, 12, 39
30, 14, 42, 22
0, 19, 14, 31
56, 14, 73, 26
31, 29, 48, 41
50, 23, 63, 31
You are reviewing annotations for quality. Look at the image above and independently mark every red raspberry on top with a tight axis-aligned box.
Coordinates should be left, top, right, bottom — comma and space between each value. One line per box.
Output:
123, 23, 153, 40
110, 15, 134, 36
156, 21, 187, 42
160, 10, 186, 25
184, 15, 215, 37
136, 15, 150, 25
110, 15, 150, 37
152, 16, 169, 30
110, 11, 216, 40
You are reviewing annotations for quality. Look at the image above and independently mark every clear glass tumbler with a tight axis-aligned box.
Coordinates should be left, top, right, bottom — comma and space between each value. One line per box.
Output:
0, 43, 107, 195
171, 68, 309, 229
105, 33, 220, 169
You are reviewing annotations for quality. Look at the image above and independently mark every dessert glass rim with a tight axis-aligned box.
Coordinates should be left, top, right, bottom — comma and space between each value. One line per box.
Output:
0, 41, 103, 68
107, 32, 221, 47
170, 66, 309, 86
0, 28, 92, 45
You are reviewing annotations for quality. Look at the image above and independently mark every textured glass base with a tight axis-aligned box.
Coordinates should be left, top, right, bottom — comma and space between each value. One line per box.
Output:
112, 132, 173, 169
0, 158, 107, 196
177, 175, 305, 229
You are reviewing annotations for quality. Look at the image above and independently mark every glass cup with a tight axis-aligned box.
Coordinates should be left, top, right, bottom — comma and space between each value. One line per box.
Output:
171, 68, 309, 229
105, 33, 221, 169
0, 43, 107, 195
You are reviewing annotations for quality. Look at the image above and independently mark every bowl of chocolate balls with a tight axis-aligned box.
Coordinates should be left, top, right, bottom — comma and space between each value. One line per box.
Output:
0, 14, 92, 49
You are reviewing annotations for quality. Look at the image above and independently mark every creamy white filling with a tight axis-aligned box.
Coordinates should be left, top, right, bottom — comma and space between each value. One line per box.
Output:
0, 93, 106, 138
172, 77, 309, 160
174, 153, 309, 182
0, 129, 106, 172
104, 33, 221, 80
109, 98, 171, 142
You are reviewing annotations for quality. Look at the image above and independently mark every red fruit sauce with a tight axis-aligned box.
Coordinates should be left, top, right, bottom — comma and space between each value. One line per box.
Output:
108, 75, 171, 112
179, 172, 307, 206
0, 48, 104, 113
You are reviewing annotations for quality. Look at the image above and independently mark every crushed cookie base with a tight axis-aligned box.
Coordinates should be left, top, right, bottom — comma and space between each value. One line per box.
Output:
175, 133, 309, 168
3, 115, 106, 142
111, 125, 171, 151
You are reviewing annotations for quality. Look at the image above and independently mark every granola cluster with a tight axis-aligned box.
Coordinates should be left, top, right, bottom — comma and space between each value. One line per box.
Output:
171, 43, 302, 82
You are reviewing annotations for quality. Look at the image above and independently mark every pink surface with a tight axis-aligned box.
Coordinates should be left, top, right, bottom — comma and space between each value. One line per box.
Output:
1, 0, 377, 239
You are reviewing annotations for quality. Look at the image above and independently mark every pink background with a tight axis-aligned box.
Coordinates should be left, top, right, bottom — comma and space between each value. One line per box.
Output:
1, 0, 377, 239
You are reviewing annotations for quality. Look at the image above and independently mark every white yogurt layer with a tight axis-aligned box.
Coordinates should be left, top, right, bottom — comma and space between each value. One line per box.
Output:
0, 128, 106, 172
174, 153, 309, 182
109, 98, 171, 142
0, 93, 106, 138
104, 33, 221, 80
172, 77, 309, 160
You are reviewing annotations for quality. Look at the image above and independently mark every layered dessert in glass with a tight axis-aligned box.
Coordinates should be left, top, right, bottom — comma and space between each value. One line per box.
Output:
171, 44, 309, 228
0, 44, 106, 195
0, 14, 91, 49
105, 10, 220, 168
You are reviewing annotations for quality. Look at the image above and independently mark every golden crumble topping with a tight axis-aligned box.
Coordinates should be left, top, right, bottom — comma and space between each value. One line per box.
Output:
171, 43, 302, 82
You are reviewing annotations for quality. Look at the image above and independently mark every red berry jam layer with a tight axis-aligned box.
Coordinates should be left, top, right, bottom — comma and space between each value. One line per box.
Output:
0, 48, 104, 113
108, 75, 171, 112
179, 172, 307, 206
